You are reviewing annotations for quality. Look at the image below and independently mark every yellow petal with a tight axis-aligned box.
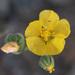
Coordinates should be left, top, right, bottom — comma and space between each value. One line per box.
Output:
39, 10, 59, 27
53, 19, 71, 38
26, 37, 46, 56
25, 20, 41, 37
46, 38, 65, 55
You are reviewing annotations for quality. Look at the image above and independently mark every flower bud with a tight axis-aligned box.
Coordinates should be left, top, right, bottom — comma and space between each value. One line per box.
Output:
39, 55, 55, 73
1, 33, 27, 54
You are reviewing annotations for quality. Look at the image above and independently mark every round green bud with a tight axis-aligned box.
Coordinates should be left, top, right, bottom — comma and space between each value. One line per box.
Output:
5, 33, 27, 54
39, 55, 55, 73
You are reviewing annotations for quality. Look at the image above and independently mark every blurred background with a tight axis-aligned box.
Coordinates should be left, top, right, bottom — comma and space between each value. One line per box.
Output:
0, 0, 75, 75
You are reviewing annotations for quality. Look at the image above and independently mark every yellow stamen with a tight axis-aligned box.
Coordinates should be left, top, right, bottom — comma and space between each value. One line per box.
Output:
41, 26, 55, 41
44, 64, 55, 74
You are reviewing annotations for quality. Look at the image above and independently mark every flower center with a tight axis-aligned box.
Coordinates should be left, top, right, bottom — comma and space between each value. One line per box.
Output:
41, 26, 55, 42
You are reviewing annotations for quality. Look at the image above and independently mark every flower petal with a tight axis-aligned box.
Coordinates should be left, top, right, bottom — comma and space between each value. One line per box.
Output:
53, 19, 71, 38
26, 37, 46, 56
25, 21, 41, 37
46, 38, 65, 55
39, 10, 59, 27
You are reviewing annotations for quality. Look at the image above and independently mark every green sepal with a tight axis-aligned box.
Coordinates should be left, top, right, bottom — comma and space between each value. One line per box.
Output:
49, 36, 54, 39
41, 26, 44, 28
45, 41, 47, 45
38, 35, 41, 37
39, 55, 54, 69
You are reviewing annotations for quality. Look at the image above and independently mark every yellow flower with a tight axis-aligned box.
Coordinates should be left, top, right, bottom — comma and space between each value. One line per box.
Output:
44, 64, 55, 73
1, 41, 19, 53
25, 10, 71, 56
